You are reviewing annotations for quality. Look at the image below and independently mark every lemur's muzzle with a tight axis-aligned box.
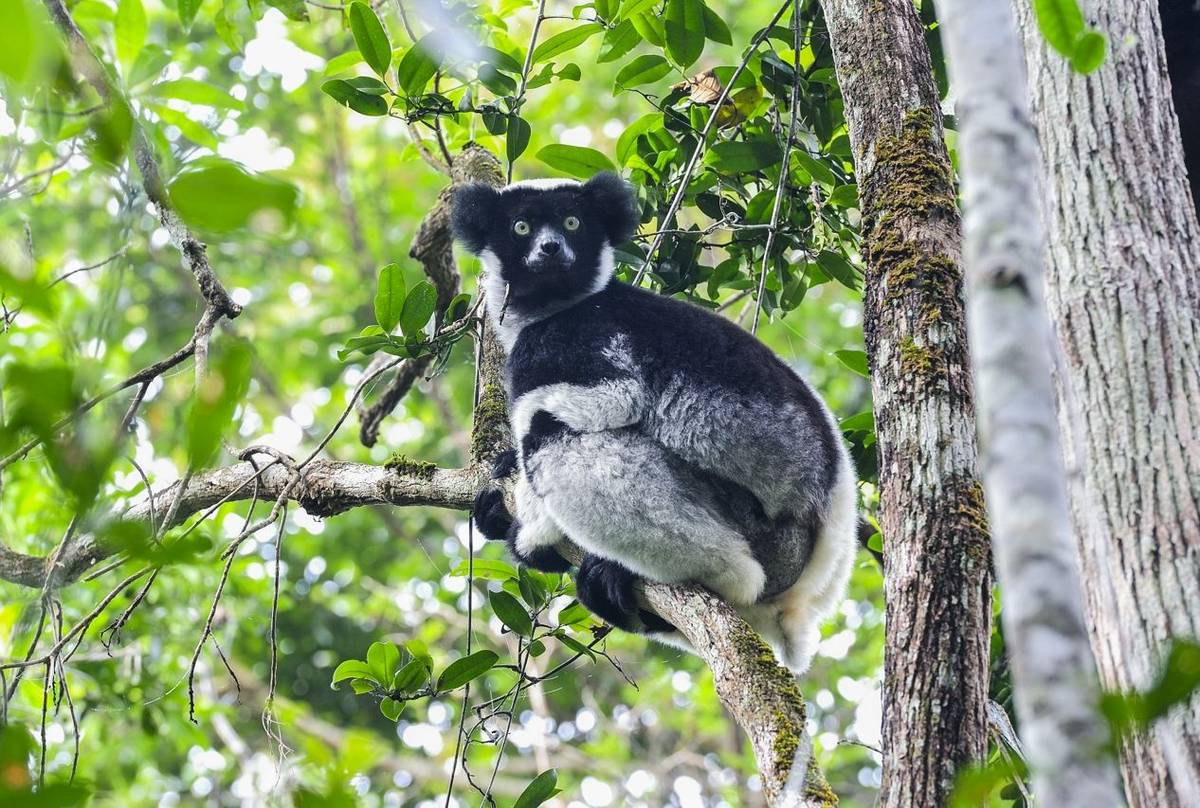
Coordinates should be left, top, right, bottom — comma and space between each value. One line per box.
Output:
526, 227, 575, 271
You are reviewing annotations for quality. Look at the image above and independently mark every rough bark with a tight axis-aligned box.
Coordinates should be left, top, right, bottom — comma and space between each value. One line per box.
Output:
818, 0, 992, 804
935, 0, 1123, 802
1013, 1, 1200, 805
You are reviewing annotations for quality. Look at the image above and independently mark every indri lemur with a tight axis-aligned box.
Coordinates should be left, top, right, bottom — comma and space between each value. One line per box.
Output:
451, 174, 857, 673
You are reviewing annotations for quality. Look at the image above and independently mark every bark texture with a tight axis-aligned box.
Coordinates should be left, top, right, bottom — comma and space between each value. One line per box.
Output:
818, 0, 991, 804
936, 0, 1123, 803
1013, 1, 1200, 804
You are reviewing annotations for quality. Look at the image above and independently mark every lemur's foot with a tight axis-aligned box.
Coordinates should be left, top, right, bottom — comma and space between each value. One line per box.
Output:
490, 449, 518, 480
512, 543, 572, 573
575, 555, 646, 631
637, 609, 677, 634
473, 487, 512, 542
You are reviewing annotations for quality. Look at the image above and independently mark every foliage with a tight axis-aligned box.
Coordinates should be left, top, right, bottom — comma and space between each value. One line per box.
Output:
0, 0, 898, 804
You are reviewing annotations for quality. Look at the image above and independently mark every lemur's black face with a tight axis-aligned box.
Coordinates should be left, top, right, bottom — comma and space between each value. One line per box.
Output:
451, 173, 639, 305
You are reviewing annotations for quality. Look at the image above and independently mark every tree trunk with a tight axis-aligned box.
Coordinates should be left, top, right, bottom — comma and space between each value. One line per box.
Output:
1013, 1, 1200, 805
818, 1, 992, 804
934, 0, 1123, 803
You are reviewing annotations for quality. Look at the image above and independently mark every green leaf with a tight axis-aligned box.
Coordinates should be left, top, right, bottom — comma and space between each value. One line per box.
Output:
149, 78, 246, 111
374, 263, 406, 331
701, 2, 732, 45
149, 103, 219, 150
514, 769, 560, 808
349, 1, 392, 76
129, 44, 172, 87
554, 631, 596, 660
1070, 30, 1107, 74
396, 35, 441, 96
168, 157, 299, 232
840, 410, 875, 432
331, 659, 374, 686
556, 599, 593, 627
617, 113, 664, 166
367, 642, 401, 685
392, 658, 431, 692
535, 144, 615, 178
267, 0, 308, 22
437, 650, 499, 691
705, 140, 782, 173
834, 349, 870, 378
115, 0, 147, 68
828, 184, 859, 209
817, 250, 860, 291
399, 280, 437, 338
531, 23, 603, 64
322, 78, 389, 116
629, 12, 665, 48
598, 19, 640, 63
449, 558, 519, 580
323, 50, 365, 76
478, 46, 523, 74
186, 339, 253, 468
794, 151, 838, 189
489, 589, 534, 636
1032, 0, 1085, 58
507, 115, 532, 162
664, 0, 706, 68
614, 54, 672, 89
380, 698, 404, 721
518, 566, 549, 608
177, 0, 203, 28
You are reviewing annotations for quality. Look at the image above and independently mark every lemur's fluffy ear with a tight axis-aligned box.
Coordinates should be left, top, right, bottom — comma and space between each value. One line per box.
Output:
451, 183, 499, 254
583, 172, 639, 244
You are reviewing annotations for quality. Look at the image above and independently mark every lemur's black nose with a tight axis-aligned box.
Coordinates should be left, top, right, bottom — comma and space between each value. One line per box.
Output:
540, 241, 562, 256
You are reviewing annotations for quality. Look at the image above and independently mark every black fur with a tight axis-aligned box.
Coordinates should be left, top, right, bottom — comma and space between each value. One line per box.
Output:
574, 554, 675, 633
472, 487, 571, 573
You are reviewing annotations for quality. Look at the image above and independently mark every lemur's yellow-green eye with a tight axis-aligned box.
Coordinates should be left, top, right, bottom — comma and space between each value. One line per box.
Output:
514, 220, 531, 236
564, 216, 580, 231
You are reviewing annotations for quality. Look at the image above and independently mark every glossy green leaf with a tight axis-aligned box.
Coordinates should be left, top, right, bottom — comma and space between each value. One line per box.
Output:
349, 1, 392, 76
392, 658, 431, 692
379, 698, 404, 721
366, 642, 401, 685
834, 349, 870, 378
1032, 0, 1084, 57
374, 263, 406, 331
1070, 30, 1107, 74
115, 0, 147, 68
489, 589, 533, 636
705, 140, 781, 173
322, 78, 389, 115
449, 558, 519, 580
399, 280, 437, 338
178, 0, 203, 29
330, 659, 374, 686
817, 250, 860, 291
664, 0, 706, 68
701, 2, 732, 45
535, 144, 616, 178
514, 769, 560, 808
531, 23, 603, 64
396, 35, 441, 96
598, 19, 640, 63
507, 115, 532, 162
168, 157, 299, 232
615, 54, 672, 89
437, 650, 499, 691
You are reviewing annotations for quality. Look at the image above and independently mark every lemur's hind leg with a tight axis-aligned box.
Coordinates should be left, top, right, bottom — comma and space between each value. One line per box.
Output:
472, 452, 570, 573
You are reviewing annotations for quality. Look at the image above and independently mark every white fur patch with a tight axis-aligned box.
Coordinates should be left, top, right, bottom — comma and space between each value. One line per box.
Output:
503, 178, 581, 192
513, 475, 564, 554
511, 379, 644, 437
